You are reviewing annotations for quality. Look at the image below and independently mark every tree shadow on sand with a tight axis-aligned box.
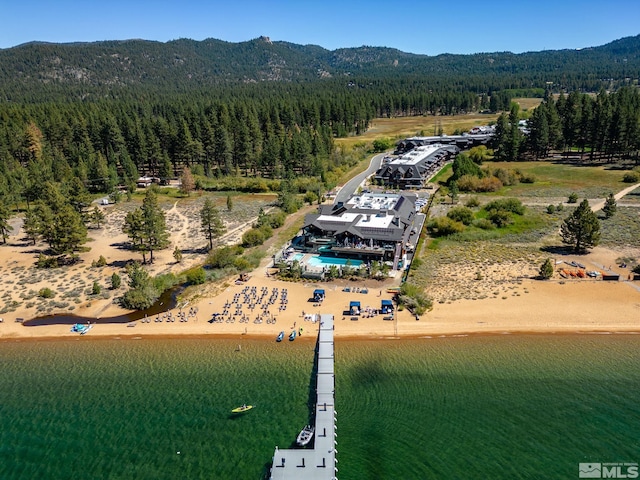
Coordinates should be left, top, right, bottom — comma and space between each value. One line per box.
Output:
540, 245, 585, 256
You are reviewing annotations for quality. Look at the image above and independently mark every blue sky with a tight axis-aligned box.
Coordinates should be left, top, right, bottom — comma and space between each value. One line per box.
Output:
2, 0, 639, 55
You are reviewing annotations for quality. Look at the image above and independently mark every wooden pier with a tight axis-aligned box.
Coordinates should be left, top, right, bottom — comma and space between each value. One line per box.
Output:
270, 314, 337, 480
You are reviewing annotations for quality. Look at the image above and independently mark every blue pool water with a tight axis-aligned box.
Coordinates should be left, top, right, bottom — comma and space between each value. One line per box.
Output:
307, 255, 363, 268
291, 253, 304, 262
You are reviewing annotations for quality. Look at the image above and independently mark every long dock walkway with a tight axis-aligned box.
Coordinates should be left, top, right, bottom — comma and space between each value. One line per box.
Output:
270, 313, 337, 480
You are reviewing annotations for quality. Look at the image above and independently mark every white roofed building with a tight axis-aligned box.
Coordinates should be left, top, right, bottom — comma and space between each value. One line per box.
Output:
302, 193, 420, 265
375, 144, 458, 188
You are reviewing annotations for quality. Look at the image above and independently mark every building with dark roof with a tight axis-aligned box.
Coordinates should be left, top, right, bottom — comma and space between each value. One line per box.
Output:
394, 132, 494, 155
375, 144, 459, 188
302, 193, 421, 269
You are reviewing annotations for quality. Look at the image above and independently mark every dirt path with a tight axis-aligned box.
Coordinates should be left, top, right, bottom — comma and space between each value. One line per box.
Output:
168, 199, 269, 251
517, 183, 640, 211
157, 202, 277, 276
167, 201, 190, 240
590, 183, 640, 212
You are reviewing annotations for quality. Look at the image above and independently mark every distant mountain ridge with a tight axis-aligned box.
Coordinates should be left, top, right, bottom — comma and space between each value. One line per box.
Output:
1, 34, 639, 98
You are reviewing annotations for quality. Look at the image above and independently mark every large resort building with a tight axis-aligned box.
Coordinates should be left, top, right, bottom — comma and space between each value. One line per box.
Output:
280, 128, 494, 280
374, 144, 459, 189
375, 131, 493, 189
301, 192, 424, 273
394, 131, 494, 155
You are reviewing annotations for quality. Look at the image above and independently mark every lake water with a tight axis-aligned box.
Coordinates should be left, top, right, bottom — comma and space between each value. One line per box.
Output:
1, 334, 639, 479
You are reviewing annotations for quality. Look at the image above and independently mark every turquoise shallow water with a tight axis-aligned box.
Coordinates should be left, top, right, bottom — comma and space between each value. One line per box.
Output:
1, 334, 639, 479
307, 255, 364, 268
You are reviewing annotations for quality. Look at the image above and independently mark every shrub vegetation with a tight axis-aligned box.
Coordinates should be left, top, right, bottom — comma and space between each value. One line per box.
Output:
427, 217, 466, 237
397, 282, 433, 316
447, 206, 474, 225
38, 287, 55, 299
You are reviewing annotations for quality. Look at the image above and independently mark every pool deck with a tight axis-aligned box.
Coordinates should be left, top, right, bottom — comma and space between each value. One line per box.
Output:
269, 313, 338, 480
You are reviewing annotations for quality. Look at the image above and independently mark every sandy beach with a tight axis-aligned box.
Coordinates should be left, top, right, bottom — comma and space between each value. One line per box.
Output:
0, 196, 639, 342
2, 266, 639, 341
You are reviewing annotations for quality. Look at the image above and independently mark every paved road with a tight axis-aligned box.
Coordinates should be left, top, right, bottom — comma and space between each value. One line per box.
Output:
334, 153, 386, 205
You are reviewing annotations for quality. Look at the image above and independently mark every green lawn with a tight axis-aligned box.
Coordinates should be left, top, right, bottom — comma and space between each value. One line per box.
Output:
431, 164, 452, 184
430, 204, 556, 245
484, 161, 629, 198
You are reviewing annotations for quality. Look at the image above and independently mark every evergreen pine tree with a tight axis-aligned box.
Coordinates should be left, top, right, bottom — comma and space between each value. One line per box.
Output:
120, 149, 139, 187
448, 182, 459, 204
53, 203, 88, 254
213, 125, 233, 175
0, 201, 13, 244
89, 206, 106, 228
111, 272, 121, 289
123, 208, 148, 263
539, 258, 554, 279
505, 104, 523, 161
31, 184, 88, 255
121, 261, 159, 309
528, 104, 550, 159
22, 208, 41, 246
450, 153, 482, 181
67, 176, 92, 221
200, 197, 226, 250
141, 188, 170, 263
602, 193, 617, 219
159, 154, 173, 180
173, 246, 183, 263
492, 113, 509, 161
560, 199, 601, 253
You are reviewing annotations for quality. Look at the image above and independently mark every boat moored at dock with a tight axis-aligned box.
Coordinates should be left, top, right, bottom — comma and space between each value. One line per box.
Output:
296, 425, 314, 446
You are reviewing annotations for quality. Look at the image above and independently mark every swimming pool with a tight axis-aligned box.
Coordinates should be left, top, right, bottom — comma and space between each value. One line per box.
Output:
307, 255, 363, 268
291, 253, 304, 262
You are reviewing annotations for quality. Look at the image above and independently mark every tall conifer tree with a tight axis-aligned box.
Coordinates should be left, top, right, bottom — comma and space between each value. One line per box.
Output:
560, 199, 601, 253
200, 197, 226, 250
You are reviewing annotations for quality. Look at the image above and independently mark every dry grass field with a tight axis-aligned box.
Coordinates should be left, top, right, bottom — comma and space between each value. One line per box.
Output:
513, 97, 543, 110
334, 98, 541, 150
335, 113, 496, 149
